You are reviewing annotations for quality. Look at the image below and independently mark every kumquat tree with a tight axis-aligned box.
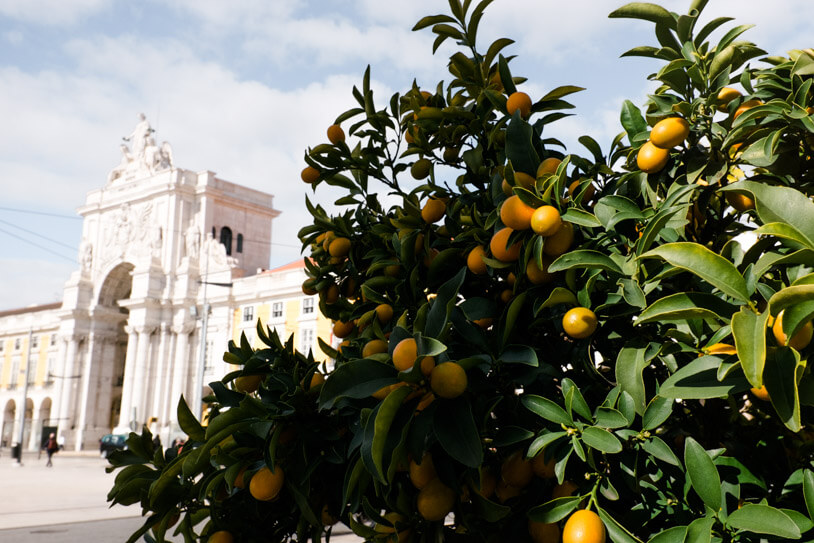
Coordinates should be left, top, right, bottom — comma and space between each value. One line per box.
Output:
107, 1, 814, 542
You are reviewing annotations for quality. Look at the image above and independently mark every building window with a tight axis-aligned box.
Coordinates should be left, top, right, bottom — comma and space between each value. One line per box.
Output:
211, 226, 216, 238
302, 298, 314, 315
45, 357, 55, 385
236, 233, 243, 253
204, 340, 215, 373
243, 306, 255, 322
14, 338, 21, 350
220, 227, 233, 256
300, 328, 315, 354
10, 358, 20, 389
31, 335, 38, 349
272, 302, 283, 319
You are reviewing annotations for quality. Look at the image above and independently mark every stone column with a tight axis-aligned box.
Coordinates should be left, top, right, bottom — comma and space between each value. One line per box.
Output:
168, 323, 194, 432
27, 416, 41, 450
116, 326, 139, 431
128, 326, 155, 431
94, 337, 116, 430
160, 329, 179, 435
56, 335, 82, 440
51, 337, 68, 429
149, 323, 170, 431
75, 332, 109, 450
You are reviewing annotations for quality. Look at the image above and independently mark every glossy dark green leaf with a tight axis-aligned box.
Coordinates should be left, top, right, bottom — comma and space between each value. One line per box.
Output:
636, 292, 736, 325
528, 496, 581, 523
594, 407, 630, 429
425, 267, 466, 338
685, 516, 714, 543
371, 385, 412, 480
522, 395, 573, 426
434, 397, 483, 467
177, 396, 205, 442
727, 504, 801, 539
647, 525, 687, 543
804, 470, 814, 521
609, 3, 675, 28
549, 250, 623, 274
732, 307, 769, 388
729, 181, 814, 246
527, 431, 567, 457
505, 116, 539, 176
641, 243, 750, 303
598, 505, 643, 543
641, 436, 680, 467
318, 360, 398, 409
684, 437, 721, 511
619, 99, 648, 141
660, 356, 749, 399
562, 378, 592, 421
615, 347, 648, 415
764, 347, 803, 432
499, 345, 538, 366
582, 427, 623, 454
642, 396, 673, 430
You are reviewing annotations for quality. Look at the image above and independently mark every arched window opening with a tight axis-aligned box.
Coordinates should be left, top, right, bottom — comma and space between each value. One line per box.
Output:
220, 226, 233, 255
236, 233, 243, 253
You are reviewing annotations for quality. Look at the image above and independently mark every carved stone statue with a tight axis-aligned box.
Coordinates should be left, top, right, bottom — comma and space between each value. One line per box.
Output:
124, 113, 153, 159
184, 224, 200, 259
79, 239, 93, 273
109, 115, 173, 182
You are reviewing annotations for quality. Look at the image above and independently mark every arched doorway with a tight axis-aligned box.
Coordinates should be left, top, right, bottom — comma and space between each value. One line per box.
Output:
90, 262, 134, 442
34, 397, 53, 449
1, 400, 14, 448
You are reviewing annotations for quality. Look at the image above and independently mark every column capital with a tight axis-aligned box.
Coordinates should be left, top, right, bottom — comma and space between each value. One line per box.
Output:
135, 325, 157, 336
124, 324, 137, 335
172, 322, 195, 335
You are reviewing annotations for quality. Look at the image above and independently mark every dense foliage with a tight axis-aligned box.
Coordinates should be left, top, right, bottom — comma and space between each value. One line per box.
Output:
108, 1, 814, 542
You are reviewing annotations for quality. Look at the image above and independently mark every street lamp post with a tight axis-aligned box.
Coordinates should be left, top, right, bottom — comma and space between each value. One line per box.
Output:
194, 244, 232, 421
16, 328, 33, 465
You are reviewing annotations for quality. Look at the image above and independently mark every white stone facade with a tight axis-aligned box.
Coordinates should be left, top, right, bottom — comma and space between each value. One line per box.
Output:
0, 117, 331, 452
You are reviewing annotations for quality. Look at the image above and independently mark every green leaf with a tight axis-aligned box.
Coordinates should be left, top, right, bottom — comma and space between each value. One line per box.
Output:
642, 396, 673, 430
528, 497, 581, 523
594, 407, 630, 429
371, 385, 412, 481
609, 3, 675, 28
549, 250, 623, 274
764, 347, 803, 432
562, 378, 592, 421
505, 116, 539, 176
640, 243, 750, 303
615, 347, 648, 415
582, 427, 623, 454
562, 208, 602, 228
503, 292, 527, 347
636, 292, 737, 325
619, 278, 646, 309
318, 360, 398, 409
541, 85, 585, 102
727, 181, 814, 247
499, 345, 538, 366
660, 356, 749, 399
753, 222, 814, 251
684, 437, 722, 511
647, 526, 687, 543
727, 504, 801, 539
731, 307, 769, 388
768, 284, 814, 317
685, 517, 714, 543
434, 397, 483, 467
177, 396, 205, 442
522, 395, 573, 426
619, 99, 648, 142
803, 470, 814, 521
425, 267, 466, 338
412, 14, 457, 31
641, 436, 680, 467
598, 505, 644, 543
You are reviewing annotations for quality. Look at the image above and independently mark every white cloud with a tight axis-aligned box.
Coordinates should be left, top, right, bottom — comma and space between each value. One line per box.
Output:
0, 0, 110, 25
0, 259, 75, 309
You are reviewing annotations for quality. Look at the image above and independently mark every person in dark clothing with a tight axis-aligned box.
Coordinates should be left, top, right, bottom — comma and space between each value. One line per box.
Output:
44, 433, 59, 467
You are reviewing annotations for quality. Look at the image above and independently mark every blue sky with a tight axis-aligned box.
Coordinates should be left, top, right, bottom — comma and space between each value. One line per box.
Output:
1, 0, 812, 310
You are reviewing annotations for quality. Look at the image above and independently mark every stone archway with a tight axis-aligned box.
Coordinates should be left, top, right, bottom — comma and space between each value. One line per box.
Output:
32, 397, 53, 450
74, 262, 134, 449
1, 400, 14, 448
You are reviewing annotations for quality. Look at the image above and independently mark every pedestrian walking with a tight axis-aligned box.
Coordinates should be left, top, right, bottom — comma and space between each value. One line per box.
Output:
44, 433, 59, 467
